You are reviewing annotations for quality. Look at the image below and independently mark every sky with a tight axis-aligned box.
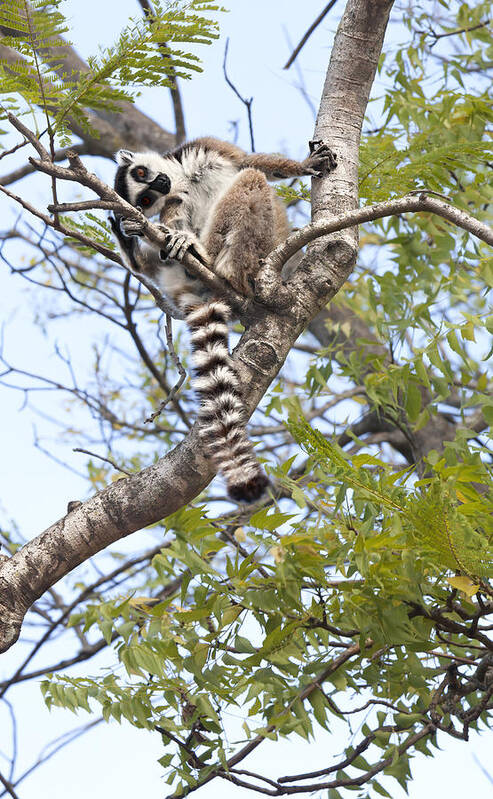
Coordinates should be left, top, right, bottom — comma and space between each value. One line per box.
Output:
0, 1, 491, 798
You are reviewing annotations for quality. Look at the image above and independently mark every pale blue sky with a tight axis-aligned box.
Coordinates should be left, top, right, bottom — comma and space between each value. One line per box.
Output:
0, 2, 490, 797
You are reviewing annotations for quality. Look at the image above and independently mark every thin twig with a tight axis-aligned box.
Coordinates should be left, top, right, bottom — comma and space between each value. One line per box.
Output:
0, 773, 20, 799
121, 275, 191, 427
0, 720, 103, 799
72, 447, 133, 477
282, 27, 317, 118
0, 143, 90, 186
0, 136, 32, 163
284, 1, 339, 69
223, 38, 255, 152
472, 754, 493, 787
156, 727, 207, 770
417, 18, 491, 49
145, 315, 187, 423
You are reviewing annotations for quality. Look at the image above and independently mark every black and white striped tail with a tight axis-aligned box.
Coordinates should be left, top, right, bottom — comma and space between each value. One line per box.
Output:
185, 300, 268, 502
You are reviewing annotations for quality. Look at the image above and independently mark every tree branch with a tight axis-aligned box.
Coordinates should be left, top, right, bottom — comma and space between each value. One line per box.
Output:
223, 38, 255, 152
0, 143, 91, 186
266, 192, 493, 273
283, 1, 339, 69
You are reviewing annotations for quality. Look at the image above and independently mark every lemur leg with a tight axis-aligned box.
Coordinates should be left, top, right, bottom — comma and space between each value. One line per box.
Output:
202, 168, 278, 296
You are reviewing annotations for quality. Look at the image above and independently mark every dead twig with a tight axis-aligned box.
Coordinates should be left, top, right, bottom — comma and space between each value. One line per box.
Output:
223, 38, 255, 152
284, 1, 339, 69
145, 315, 187, 423
72, 447, 133, 477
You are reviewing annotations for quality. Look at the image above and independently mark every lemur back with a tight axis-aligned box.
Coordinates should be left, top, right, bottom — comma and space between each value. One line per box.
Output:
111, 137, 335, 501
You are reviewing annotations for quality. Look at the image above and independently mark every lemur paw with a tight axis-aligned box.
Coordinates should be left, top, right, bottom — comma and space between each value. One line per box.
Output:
120, 218, 146, 238
304, 141, 337, 177
159, 230, 209, 266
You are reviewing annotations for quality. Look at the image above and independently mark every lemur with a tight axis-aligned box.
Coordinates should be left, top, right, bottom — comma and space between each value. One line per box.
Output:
111, 137, 336, 502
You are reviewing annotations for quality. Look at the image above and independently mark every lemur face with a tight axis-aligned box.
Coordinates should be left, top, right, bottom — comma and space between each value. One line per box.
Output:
114, 150, 171, 215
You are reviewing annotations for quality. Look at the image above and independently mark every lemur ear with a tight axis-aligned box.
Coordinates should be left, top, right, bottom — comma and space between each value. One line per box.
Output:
115, 149, 135, 166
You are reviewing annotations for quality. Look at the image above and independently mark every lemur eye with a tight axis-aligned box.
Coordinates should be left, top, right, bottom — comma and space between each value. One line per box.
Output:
140, 195, 152, 207
136, 167, 147, 179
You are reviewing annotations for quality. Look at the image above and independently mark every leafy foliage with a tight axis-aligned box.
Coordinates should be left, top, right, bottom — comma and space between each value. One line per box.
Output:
0, 1, 492, 798
0, 0, 221, 143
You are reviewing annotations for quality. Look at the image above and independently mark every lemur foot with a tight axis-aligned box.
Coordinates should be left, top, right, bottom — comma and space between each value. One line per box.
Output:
160, 230, 210, 266
304, 141, 337, 177
120, 217, 147, 238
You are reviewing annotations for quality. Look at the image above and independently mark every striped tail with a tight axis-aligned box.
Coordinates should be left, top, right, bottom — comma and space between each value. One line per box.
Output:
185, 299, 268, 502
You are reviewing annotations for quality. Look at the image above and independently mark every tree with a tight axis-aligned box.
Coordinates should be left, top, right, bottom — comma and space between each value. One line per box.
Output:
0, 0, 492, 797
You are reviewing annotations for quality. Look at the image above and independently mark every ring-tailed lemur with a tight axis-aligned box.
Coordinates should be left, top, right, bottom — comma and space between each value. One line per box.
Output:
111, 137, 336, 502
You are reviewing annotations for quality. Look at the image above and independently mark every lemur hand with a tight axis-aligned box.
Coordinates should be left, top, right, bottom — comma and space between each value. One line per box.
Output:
159, 230, 210, 266
303, 141, 337, 178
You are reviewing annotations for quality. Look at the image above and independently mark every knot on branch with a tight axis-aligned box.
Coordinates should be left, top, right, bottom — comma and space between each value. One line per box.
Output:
253, 261, 294, 310
238, 339, 278, 376
0, 581, 29, 654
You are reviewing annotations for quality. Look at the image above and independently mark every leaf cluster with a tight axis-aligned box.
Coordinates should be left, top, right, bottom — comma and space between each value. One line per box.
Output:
0, 0, 221, 144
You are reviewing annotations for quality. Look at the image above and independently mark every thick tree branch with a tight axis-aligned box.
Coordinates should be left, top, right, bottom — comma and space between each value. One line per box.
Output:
266, 193, 493, 273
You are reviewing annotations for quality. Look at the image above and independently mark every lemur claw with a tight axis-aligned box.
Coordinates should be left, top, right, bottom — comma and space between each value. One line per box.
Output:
160, 230, 209, 265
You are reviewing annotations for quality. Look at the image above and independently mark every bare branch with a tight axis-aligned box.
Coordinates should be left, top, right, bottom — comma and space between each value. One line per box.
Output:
417, 18, 491, 49
145, 315, 187, 423
0, 144, 91, 186
223, 38, 255, 152
0, 773, 20, 799
73, 447, 133, 476
283, 0, 339, 69
0, 719, 102, 798
267, 192, 493, 274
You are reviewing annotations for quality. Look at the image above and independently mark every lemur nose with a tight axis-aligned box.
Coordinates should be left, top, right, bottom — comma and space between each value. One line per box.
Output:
149, 174, 171, 195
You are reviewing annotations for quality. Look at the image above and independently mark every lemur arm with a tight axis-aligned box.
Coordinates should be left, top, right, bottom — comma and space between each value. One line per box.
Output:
186, 137, 337, 181
242, 144, 337, 180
